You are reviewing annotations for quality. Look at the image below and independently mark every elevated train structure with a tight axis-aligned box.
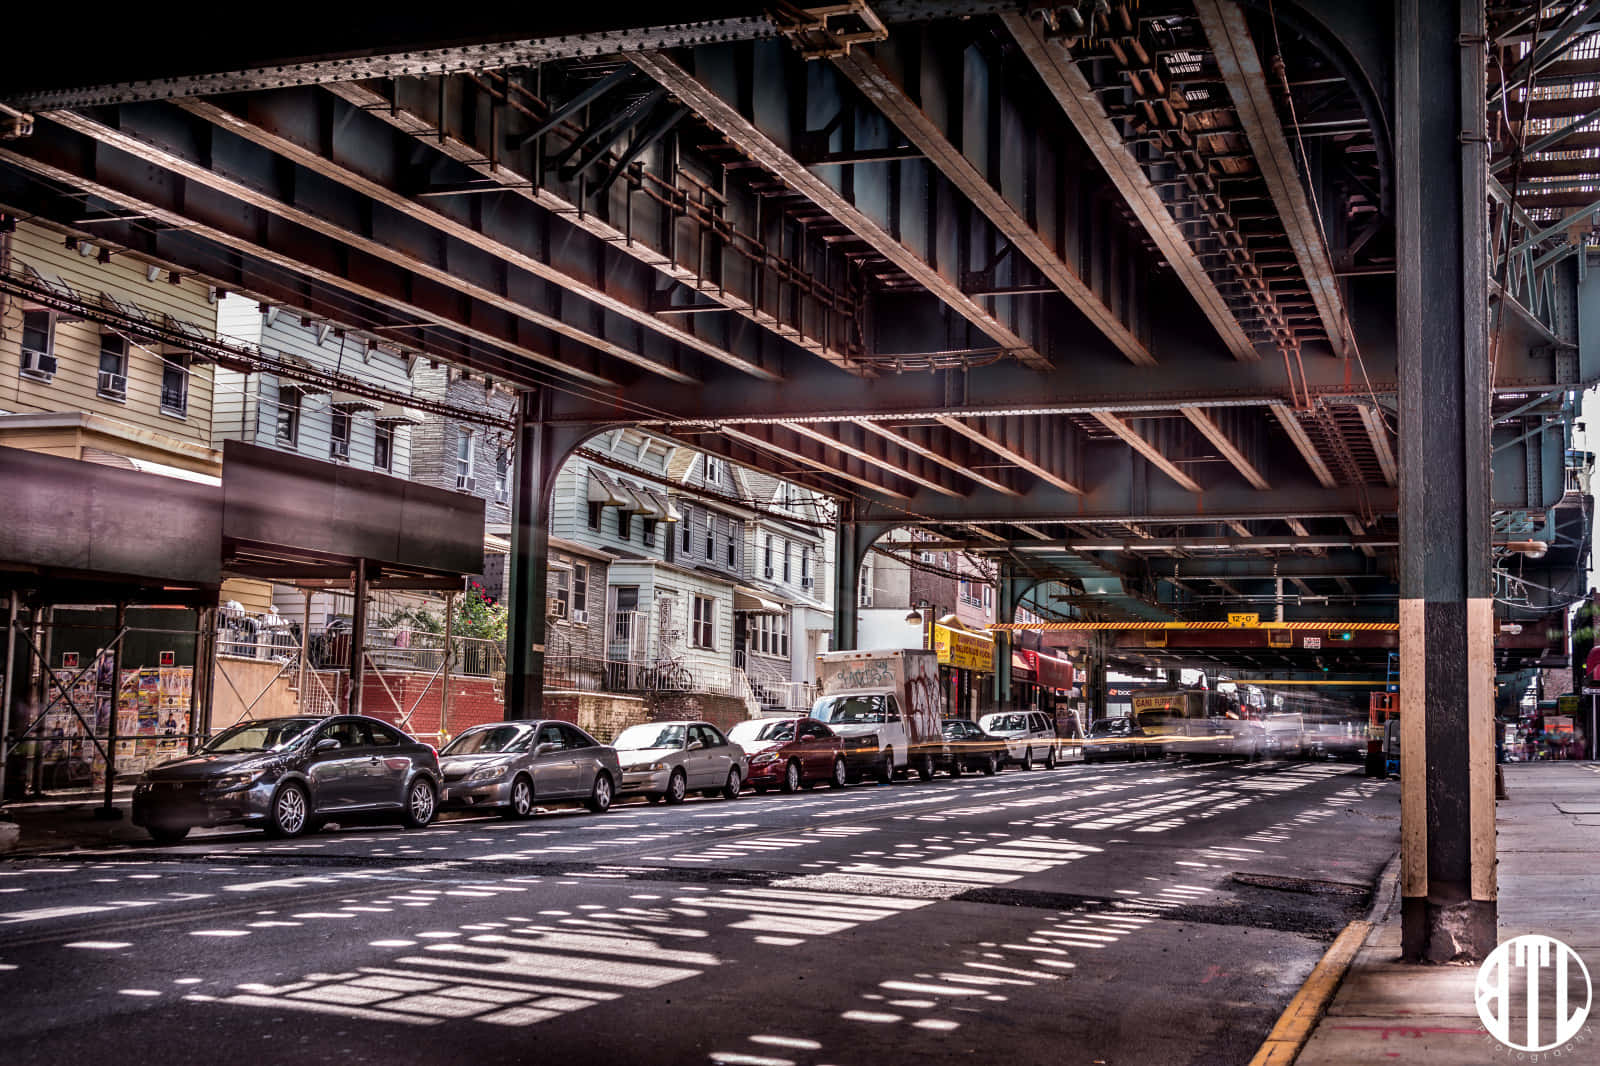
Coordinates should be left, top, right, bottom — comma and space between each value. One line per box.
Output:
1, 0, 1596, 961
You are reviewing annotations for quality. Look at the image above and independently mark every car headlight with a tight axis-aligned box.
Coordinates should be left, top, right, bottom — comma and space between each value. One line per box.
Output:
627, 760, 668, 772
750, 752, 780, 764
212, 773, 261, 791
469, 762, 510, 782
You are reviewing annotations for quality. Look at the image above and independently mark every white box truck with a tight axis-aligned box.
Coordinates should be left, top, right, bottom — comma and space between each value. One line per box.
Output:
812, 648, 945, 783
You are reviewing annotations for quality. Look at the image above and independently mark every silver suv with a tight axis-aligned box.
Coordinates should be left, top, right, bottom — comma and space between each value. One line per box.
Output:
979, 710, 1062, 770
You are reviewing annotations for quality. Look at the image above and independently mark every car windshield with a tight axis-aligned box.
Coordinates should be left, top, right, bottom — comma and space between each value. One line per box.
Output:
812, 695, 889, 725
202, 719, 319, 753
942, 722, 972, 738
1091, 720, 1128, 736
442, 725, 534, 756
984, 714, 1030, 732
614, 724, 686, 750
728, 720, 795, 745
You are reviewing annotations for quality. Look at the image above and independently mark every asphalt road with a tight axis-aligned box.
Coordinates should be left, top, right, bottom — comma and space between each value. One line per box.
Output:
0, 757, 1399, 1066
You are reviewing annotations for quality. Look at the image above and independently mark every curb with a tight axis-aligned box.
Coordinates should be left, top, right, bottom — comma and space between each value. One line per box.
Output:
1246, 852, 1399, 1066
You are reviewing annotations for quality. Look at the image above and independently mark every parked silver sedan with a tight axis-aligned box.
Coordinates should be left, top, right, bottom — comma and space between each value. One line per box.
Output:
613, 720, 747, 804
439, 720, 620, 816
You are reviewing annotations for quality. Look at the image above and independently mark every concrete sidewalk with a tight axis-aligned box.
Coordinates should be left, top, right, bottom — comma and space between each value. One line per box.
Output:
1295, 763, 1600, 1064
0, 791, 151, 855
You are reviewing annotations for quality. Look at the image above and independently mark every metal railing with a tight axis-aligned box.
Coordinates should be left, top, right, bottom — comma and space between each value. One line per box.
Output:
750, 679, 815, 711
216, 606, 298, 660
544, 654, 745, 698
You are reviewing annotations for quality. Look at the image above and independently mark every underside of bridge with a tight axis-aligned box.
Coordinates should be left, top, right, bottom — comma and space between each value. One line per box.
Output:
2, 0, 1597, 962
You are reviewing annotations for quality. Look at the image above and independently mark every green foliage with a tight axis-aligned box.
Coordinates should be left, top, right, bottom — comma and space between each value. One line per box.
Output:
378, 604, 445, 634
455, 580, 508, 642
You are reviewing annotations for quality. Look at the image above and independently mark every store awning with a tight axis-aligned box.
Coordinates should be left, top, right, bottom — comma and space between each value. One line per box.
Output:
330, 390, 382, 413
586, 468, 630, 506
1011, 651, 1036, 681
734, 586, 788, 614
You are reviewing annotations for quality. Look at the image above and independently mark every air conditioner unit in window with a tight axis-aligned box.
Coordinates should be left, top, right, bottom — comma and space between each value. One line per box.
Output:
456, 474, 476, 492
547, 596, 568, 619
98, 371, 127, 397
496, 490, 509, 505
570, 609, 588, 625
20, 349, 57, 381
801, 576, 814, 590
330, 440, 350, 461
763, 567, 775, 579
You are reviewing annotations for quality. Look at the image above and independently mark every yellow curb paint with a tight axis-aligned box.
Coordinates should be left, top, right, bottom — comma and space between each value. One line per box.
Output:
1247, 919, 1372, 1066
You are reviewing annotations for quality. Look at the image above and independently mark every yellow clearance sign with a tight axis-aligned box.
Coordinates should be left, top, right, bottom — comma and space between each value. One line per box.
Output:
934, 623, 994, 673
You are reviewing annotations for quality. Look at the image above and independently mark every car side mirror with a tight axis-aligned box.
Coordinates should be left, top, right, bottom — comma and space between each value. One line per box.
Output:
687, 739, 704, 751
314, 738, 340, 753
534, 742, 559, 756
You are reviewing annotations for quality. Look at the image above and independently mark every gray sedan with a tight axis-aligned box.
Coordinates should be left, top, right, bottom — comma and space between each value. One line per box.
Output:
613, 720, 747, 804
132, 715, 441, 843
439, 720, 620, 816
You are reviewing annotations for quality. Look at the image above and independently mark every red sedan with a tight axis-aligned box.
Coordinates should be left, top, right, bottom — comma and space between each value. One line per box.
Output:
727, 717, 849, 793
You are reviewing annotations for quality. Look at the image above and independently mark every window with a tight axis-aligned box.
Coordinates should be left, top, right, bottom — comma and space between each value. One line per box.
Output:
618, 510, 633, 540
681, 510, 692, 553
801, 546, 812, 583
642, 518, 657, 548
556, 723, 595, 749
494, 446, 509, 502
779, 614, 789, 658
160, 353, 189, 417
456, 428, 475, 487
367, 722, 402, 746
704, 456, 721, 484
692, 595, 716, 649
763, 535, 773, 575
373, 423, 393, 472
275, 386, 301, 446
983, 585, 992, 609
572, 563, 588, 617
858, 560, 874, 607
587, 500, 603, 530
551, 568, 571, 616
21, 309, 52, 358
705, 516, 716, 560
782, 540, 791, 583
726, 529, 736, 567
97, 334, 127, 398
330, 409, 351, 461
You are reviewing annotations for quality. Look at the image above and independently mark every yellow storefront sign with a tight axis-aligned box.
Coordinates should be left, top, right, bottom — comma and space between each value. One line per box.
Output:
933, 623, 994, 673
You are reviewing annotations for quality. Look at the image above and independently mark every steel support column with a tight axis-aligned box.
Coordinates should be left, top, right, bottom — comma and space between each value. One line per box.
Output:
830, 515, 895, 653
96, 603, 125, 819
1397, 0, 1496, 962
349, 561, 369, 717
505, 390, 555, 721
0, 597, 17, 803
994, 566, 1022, 712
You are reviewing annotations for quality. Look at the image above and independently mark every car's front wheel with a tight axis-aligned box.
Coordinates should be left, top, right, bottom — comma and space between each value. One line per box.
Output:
829, 758, 848, 789
877, 754, 895, 784
663, 770, 688, 805
1020, 748, 1034, 771
505, 774, 535, 819
1044, 745, 1058, 770
586, 773, 614, 813
722, 768, 741, 800
983, 753, 998, 776
403, 778, 437, 829
781, 759, 802, 794
267, 782, 310, 838
916, 753, 935, 782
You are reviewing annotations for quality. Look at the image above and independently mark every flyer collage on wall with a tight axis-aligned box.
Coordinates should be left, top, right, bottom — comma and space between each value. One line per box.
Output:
37, 651, 192, 788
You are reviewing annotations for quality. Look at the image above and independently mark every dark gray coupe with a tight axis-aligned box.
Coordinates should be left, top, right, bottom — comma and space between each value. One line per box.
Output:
132, 715, 442, 843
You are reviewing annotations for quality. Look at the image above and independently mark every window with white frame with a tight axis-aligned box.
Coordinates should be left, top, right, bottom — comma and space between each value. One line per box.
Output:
704, 456, 721, 484
782, 540, 791, 583
160, 353, 189, 417
642, 518, 657, 549
373, 423, 393, 472
681, 509, 693, 553
97, 334, 127, 399
494, 445, 509, 502
551, 567, 571, 618
456, 428, 474, 489
692, 596, 716, 649
801, 546, 812, 584
705, 515, 716, 560
572, 563, 588, 619
763, 534, 773, 577
275, 386, 301, 446
726, 524, 736, 567
330, 409, 351, 461
21, 309, 54, 368
858, 559, 874, 607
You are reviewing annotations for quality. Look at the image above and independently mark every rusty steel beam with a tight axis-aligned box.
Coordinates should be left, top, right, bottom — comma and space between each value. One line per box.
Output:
1000, 12, 1257, 363
0, 140, 621, 389
779, 421, 964, 498
717, 424, 912, 499
1091, 412, 1204, 493
1357, 404, 1399, 486
180, 97, 781, 383
830, 46, 1154, 367
1270, 403, 1340, 488
1194, 0, 1351, 357
325, 80, 861, 373
935, 415, 1085, 495
1183, 407, 1271, 490
855, 419, 1020, 496
630, 51, 1052, 370
46, 109, 699, 385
